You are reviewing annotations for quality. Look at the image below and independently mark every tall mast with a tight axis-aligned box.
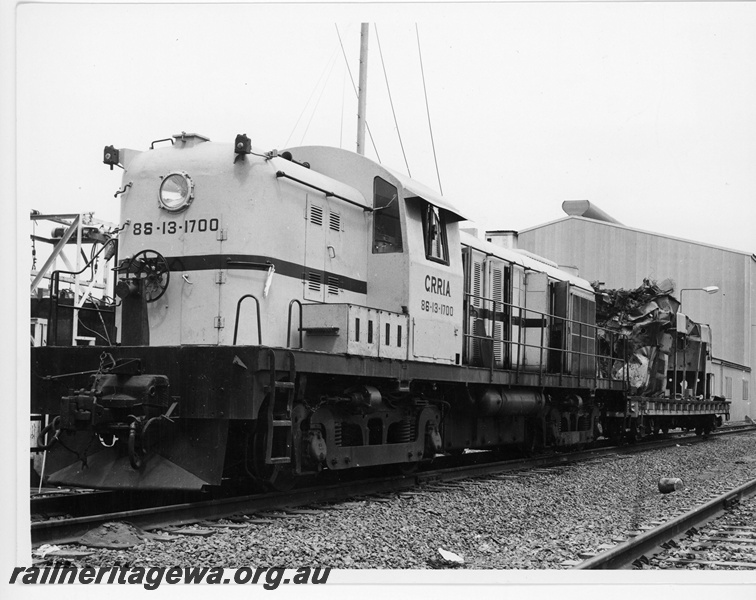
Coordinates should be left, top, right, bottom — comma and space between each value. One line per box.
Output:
356, 23, 369, 155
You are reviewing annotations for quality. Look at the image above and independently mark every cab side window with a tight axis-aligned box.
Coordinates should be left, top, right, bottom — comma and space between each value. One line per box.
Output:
422, 202, 449, 264
373, 177, 403, 254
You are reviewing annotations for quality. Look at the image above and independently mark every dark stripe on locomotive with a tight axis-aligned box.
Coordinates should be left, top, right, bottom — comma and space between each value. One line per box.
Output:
165, 254, 368, 295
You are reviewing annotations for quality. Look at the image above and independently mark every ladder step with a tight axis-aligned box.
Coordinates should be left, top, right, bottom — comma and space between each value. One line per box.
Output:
265, 383, 295, 393
272, 420, 292, 427
268, 457, 291, 464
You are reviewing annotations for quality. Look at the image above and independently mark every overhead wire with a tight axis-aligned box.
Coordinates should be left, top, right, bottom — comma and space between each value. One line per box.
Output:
284, 45, 339, 148
299, 52, 340, 145
375, 24, 412, 178
340, 64, 346, 148
416, 23, 443, 195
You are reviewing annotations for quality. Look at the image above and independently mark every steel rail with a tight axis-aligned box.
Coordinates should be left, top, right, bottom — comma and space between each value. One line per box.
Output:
31, 490, 115, 518
574, 477, 756, 570
31, 425, 756, 547
30, 489, 199, 520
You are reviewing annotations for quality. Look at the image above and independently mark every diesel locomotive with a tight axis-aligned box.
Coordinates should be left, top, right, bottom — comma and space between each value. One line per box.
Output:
31, 132, 730, 491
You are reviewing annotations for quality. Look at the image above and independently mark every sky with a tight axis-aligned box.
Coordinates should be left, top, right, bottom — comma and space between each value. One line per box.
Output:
10, 1, 756, 256
4, 1, 756, 594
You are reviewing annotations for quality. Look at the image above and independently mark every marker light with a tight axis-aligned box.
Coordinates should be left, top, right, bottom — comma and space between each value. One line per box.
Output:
158, 172, 194, 212
103, 145, 120, 170
235, 133, 251, 155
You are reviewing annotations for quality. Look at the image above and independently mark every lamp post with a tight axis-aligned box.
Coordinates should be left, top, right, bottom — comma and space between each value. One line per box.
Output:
679, 286, 719, 305
675, 286, 719, 401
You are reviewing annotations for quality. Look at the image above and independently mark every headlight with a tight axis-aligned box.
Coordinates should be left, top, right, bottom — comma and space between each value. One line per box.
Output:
158, 172, 194, 212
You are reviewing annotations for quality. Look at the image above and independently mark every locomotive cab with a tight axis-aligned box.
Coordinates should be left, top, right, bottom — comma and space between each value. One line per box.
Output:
283, 146, 467, 364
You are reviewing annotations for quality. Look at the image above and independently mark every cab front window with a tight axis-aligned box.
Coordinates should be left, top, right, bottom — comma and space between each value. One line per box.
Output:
422, 202, 449, 264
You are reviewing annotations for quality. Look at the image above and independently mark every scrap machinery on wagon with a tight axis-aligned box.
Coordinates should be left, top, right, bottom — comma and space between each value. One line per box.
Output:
30, 132, 730, 491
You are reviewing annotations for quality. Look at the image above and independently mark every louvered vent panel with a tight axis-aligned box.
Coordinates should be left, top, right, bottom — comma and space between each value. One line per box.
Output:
470, 259, 484, 363
492, 267, 504, 364
493, 268, 503, 302
329, 212, 341, 232
310, 205, 324, 226
472, 262, 483, 307
308, 271, 322, 292
327, 276, 340, 295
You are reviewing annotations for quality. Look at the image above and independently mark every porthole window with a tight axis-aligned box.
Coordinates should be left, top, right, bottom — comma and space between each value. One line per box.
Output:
158, 172, 194, 212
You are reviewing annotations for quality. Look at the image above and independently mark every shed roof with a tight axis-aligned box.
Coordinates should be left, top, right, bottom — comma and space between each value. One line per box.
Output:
519, 215, 754, 257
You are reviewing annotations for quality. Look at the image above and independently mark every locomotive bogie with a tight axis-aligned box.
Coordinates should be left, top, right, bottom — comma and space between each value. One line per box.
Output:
307, 404, 442, 470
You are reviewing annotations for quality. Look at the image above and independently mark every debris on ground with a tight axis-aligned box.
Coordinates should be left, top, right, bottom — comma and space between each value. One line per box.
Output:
78, 521, 148, 549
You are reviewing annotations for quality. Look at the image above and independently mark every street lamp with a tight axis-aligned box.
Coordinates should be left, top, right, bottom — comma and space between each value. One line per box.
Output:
679, 286, 719, 303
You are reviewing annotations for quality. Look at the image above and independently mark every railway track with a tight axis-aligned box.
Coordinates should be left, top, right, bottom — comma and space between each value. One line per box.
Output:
31, 424, 756, 549
649, 502, 756, 569
574, 477, 756, 569
30, 489, 202, 522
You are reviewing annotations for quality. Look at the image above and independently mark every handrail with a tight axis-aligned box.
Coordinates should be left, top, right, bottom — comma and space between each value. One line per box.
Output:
275, 170, 373, 212
233, 294, 262, 346
46, 239, 118, 346
463, 291, 629, 387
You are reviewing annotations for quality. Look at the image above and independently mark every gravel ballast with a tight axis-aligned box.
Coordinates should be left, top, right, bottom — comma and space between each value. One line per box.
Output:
39, 431, 756, 570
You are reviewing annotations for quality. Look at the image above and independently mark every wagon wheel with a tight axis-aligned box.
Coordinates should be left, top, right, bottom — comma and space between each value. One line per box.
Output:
129, 249, 170, 302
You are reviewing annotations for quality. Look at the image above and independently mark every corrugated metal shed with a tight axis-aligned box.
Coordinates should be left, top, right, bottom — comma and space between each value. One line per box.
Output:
515, 207, 755, 421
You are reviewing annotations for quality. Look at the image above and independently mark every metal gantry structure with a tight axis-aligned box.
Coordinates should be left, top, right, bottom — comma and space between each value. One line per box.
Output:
30, 210, 116, 346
